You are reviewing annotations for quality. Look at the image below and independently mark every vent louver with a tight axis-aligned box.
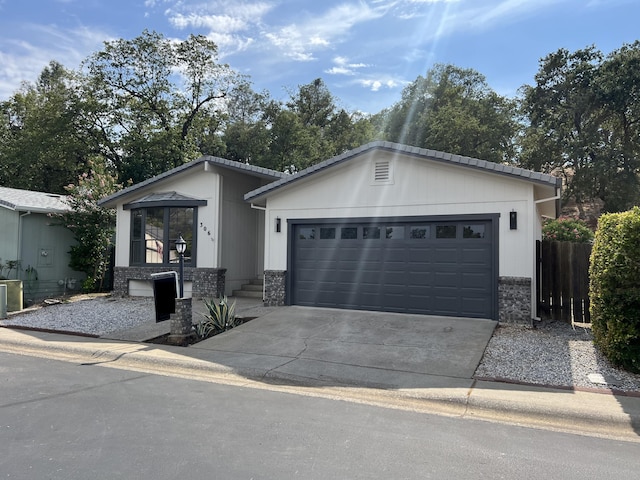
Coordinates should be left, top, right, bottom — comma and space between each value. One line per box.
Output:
374, 161, 390, 182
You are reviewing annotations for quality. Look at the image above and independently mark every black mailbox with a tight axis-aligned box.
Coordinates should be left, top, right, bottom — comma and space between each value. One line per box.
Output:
150, 272, 178, 322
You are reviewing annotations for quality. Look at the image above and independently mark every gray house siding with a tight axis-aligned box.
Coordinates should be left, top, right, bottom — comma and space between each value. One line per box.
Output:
0, 209, 83, 303
220, 169, 267, 296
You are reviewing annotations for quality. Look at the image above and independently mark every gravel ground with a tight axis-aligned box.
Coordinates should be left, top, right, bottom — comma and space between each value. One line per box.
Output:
2, 295, 639, 393
476, 321, 640, 392
1, 295, 156, 336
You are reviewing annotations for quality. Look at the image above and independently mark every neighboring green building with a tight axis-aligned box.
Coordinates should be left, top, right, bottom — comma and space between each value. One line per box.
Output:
0, 186, 85, 306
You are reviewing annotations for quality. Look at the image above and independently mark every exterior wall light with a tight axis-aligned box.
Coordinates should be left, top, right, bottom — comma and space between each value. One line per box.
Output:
510, 211, 518, 230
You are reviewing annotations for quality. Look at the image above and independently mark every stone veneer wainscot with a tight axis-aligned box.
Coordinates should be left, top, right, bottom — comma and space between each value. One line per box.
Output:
112, 266, 226, 299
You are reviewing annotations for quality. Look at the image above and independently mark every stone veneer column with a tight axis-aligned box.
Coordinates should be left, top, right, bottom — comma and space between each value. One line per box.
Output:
264, 270, 286, 306
112, 266, 130, 296
168, 297, 193, 346
192, 268, 226, 299
498, 276, 532, 324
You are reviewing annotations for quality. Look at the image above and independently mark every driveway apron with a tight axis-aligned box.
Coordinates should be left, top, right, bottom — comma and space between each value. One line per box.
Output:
190, 306, 497, 389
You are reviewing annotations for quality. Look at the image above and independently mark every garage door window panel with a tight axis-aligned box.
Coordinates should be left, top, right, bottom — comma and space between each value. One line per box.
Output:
320, 227, 336, 239
436, 225, 457, 239
463, 224, 486, 239
298, 227, 316, 240
386, 226, 405, 239
363, 226, 381, 239
341, 227, 358, 239
410, 226, 430, 239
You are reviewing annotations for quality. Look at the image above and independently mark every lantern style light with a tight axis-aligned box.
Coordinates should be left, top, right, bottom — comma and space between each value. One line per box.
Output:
175, 234, 186, 298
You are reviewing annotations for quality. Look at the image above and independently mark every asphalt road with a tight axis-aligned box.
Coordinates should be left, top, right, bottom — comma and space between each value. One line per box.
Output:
1, 352, 638, 480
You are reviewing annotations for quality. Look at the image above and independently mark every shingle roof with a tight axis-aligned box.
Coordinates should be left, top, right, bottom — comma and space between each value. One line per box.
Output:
98, 156, 286, 208
244, 141, 562, 202
0, 186, 70, 213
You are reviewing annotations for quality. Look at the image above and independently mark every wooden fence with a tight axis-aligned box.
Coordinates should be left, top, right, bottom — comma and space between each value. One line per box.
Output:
536, 240, 592, 323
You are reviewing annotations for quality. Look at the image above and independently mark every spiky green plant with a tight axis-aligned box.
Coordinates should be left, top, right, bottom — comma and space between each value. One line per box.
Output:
195, 296, 240, 339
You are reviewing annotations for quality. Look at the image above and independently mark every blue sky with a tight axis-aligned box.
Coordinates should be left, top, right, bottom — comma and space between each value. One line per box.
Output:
1, 0, 639, 113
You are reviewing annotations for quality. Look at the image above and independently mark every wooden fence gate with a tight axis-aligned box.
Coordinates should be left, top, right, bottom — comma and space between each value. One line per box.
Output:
536, 240, 592, 323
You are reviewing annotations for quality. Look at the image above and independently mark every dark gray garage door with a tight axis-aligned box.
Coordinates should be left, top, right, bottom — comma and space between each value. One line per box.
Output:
291, 218, 496, 319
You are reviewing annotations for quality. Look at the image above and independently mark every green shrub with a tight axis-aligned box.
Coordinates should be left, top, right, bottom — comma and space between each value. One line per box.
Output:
195, 296, 240, 339
589, 207, 640, 373
542, 217, 594, 243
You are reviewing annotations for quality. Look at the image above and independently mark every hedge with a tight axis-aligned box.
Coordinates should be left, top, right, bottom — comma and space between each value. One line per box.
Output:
589, 207, 640, 373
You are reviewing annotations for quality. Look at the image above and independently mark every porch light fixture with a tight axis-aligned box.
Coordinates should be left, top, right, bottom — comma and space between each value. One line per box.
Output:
175, 234, 187, 298
276, 217, 281, 233
510, 211, 518, 230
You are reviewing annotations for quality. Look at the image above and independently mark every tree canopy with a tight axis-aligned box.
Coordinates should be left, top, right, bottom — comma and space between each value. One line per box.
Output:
379, 64, 519, 164
0, 61, 91, 194
520, 42, 640, 213
82, 30, 238, 184
2, 32, 640, 218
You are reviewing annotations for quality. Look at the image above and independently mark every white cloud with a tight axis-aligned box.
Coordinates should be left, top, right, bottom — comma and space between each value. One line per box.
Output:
169, 14, 248, 33
162, 1, 274, 56
0, 24, 110, 99
264, 2, 386, 61
357, 77, 402, 91
325, 56, 369, 76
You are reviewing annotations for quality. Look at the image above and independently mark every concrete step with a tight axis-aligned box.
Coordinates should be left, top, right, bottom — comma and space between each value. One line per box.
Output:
232, 289, 263, 299
240, 283, 263, 292
249, 278, 264, 286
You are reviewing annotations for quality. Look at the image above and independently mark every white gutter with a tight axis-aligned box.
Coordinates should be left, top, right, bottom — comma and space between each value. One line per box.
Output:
535, 186, 561, 204
250, 203, 266, 211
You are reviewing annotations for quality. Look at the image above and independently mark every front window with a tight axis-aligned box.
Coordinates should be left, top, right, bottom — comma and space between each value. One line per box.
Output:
130, 207, 196, 266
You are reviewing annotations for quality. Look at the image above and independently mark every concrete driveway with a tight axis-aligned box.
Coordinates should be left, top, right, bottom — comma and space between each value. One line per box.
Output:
190, 305, 497, 390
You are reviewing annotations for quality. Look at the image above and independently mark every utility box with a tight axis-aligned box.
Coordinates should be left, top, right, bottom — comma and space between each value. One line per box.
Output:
0, 280, 23, 312
150, 272, 178, 322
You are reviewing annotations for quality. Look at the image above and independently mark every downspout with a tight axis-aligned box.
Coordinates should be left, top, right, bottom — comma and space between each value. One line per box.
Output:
17, 211, 31, 275
532, 186, 561, 322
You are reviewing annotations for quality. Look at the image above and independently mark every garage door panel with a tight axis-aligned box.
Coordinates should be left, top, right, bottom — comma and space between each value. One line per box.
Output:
461, 248, 492, 265
460, 298, 491, 317
461, 272, 492, 288
292, 220, 495, 318
432, 295, 460, 314
433, 248, 459, 263
434, 271, 459, 287
382, 249, 407, 262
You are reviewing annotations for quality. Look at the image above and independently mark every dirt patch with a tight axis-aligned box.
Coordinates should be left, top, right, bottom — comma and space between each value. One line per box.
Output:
145, 316, 256, 346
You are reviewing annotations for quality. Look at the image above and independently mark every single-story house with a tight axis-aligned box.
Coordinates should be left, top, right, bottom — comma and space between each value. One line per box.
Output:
100, 141, 561, 323
0, 186, 84, 305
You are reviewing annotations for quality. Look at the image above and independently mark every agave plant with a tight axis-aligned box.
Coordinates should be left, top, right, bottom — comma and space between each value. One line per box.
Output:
195, 296, 240, 339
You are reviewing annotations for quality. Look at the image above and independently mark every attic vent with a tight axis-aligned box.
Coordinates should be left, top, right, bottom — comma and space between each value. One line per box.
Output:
374, 161, 391, 182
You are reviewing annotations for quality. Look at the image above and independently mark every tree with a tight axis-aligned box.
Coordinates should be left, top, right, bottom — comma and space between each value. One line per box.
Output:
0, 61, 92, 193
221, 83, 272, 164
520, 43, 640, 214
82, 30, 239, 184
55, 158, 122, 292
595, 41, 640, 211
221, 78, 376, 172
382, 64, 518, 163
